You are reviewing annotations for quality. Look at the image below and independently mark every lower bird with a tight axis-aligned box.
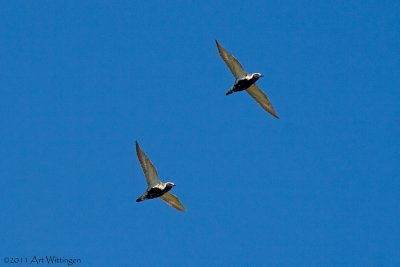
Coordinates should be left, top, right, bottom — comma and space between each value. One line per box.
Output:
215, 40, 279, 119
134, 141, 185, 212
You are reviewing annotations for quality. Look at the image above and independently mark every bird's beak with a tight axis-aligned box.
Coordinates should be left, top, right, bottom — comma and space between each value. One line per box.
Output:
260, 74, 264, 77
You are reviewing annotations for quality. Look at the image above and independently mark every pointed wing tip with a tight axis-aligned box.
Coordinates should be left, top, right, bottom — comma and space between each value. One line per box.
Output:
172, 203, 186, 212
272, 113, 280, 119
174, 205, 186, 212
215, 40, 221, 49
135, 141, 140, 152
266, 109, 280, 119
215, 40, 225, 51
176, 205, 186, 212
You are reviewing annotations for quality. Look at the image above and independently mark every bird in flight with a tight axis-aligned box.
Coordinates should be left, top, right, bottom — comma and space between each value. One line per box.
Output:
215, 40, 279, 119
135, 141, 185, 212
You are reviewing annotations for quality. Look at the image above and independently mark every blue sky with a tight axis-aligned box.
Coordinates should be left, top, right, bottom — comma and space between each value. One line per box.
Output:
0, 1, 399, 266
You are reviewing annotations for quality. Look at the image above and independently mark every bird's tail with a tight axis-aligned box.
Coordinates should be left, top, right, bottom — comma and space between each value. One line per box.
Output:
225, 87, 234, 96
136, 195, 146, 202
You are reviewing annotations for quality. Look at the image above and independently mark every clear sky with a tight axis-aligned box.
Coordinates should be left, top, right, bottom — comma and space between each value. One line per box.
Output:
1, 1, 399, 266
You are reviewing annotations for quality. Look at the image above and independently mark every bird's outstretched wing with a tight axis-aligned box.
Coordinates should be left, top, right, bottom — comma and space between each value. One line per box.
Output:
135, 141, 161, 188
215, 40, 247, 79
246, 84, 279, 119
160, 192, 185, 212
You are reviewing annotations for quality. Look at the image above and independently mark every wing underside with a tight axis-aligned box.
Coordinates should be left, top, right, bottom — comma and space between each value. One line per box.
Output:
160, 192, 185, 212
135, 141, 161, 188
246, 84, 279, 119
215, 40, 247, 79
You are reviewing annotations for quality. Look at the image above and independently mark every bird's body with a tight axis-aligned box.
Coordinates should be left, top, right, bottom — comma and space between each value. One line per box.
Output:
226, 73, 262, 95
215, 40, 279, 119
134, 141, 185, 212
136, 182, 174, 202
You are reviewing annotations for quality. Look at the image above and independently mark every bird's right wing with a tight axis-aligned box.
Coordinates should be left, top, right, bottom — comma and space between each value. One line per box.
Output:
246, 84, 279, 119
215, 40, 247, 79
160, 192, 185, 212
135, 141, 161, 188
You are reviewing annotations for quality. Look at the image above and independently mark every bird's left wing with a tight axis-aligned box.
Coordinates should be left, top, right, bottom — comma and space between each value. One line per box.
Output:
160, 192, 185, 212
246, 84, 279, 119
215, 40, 247, 79
135, 141, 161, 188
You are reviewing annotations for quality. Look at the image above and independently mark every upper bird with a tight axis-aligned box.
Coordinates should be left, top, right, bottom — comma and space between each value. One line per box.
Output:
134, 141, 185, 212
215, 40, 279, 119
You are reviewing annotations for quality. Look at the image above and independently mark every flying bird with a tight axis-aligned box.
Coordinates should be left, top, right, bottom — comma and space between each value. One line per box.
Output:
135, 141, 185, 212
215, 40, 279, 119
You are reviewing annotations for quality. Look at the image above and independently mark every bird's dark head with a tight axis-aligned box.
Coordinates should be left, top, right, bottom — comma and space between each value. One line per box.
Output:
165, 182, 175, 189
253, 73, 263, 79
